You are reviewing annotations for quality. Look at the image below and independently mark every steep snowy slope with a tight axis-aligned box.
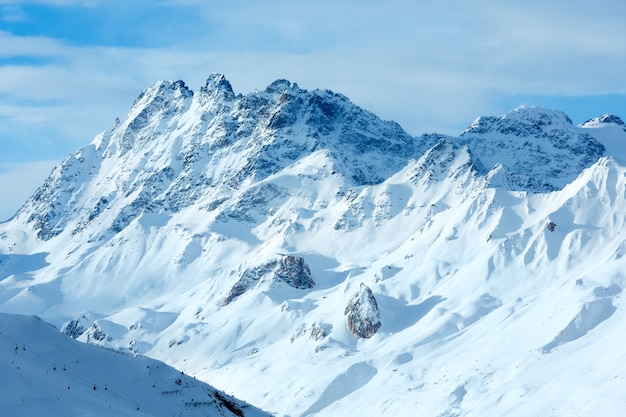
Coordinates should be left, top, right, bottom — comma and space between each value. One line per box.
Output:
0, 312, 270, 417
0, 74, 625, 417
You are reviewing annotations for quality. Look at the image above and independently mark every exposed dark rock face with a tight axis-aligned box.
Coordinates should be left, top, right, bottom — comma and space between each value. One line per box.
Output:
222, 255, 315, 305
273, 255, 315, 289
458, 107, 606, 192
85, 322, 112, 343
61, 314, 93, 339
62, 319, 85, 339
345, 283, 382, 339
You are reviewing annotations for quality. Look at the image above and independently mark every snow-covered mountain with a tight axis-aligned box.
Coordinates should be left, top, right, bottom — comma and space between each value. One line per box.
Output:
1, 73, 626, 416
458, 106, 605, 192
0, 312, 269, 416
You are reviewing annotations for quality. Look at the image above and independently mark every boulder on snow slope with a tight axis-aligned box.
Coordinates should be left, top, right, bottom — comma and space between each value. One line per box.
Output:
222, 255, 315, 305
345, 283, 382, 339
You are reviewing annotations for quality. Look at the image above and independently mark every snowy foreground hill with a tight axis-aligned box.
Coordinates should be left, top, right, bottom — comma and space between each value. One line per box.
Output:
0, 312, 269, 416
1, 74, 626, 416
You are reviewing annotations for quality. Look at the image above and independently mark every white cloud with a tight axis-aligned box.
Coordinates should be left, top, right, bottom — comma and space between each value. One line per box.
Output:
0, 31, 68, 56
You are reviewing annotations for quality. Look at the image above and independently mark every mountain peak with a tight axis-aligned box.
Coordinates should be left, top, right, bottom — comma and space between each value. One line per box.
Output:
199, 73, 235, 103
132, 79, 193, 108
265, 79, 299, 94
463, 106, 573, 136
459, 106, 605, 192
202, 73, 234, 95
579, 114, 626, 162
11, 73, 428, 241
580, 114, 625, 128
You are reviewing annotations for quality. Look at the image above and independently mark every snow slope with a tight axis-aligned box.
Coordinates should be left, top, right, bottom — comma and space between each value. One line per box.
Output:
579, 114, 626, 163
1, 74, 626, 416
0, 312, 270, 417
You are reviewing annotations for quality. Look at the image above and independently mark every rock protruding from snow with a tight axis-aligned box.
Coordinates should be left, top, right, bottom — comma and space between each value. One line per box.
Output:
344, 283, 382, 339
61, 313, 95, 339
84, 321, 112, 343
309, 322, 328, 341
273, 255, 315, 289
223, 255, 315, 305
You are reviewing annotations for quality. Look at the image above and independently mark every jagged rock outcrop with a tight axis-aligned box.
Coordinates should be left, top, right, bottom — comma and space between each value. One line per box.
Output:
223, 255, 315, 305
345, 283, 382, 339
309, 322, 328, 341
61, 314, 94, 339
84, 322, 112, 343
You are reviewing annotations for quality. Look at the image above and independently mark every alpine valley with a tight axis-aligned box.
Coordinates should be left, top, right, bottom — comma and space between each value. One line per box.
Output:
1, 74, 626, 416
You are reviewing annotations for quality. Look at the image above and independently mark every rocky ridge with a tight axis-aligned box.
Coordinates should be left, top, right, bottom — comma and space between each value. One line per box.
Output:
16, 74, 434, 243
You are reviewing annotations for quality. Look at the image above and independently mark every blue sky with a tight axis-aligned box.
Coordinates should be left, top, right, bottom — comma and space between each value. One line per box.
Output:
0, 0, 625, 218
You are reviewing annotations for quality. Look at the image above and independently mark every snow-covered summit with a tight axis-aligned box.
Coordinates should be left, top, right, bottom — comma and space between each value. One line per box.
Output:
464, 105, 575, 134
204, 72, 236, 95
13, 74, 428, 243
580, 114, 625, 128
458, 106, 605, 192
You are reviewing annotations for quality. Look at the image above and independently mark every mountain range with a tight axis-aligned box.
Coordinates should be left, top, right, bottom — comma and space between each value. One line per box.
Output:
1, 73, 625, 416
